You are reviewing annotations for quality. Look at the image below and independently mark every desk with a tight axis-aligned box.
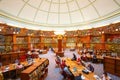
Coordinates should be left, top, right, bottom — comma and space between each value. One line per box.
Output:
86, 55, 104, 63
21, 58, 49, 80
65, 58, 96, 80
0, 58, 44, 79
97, 55, 104, 63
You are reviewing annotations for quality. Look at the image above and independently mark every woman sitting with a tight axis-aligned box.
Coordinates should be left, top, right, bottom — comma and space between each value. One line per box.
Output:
75, 73, 85, 80
81, 54, 87, 61
71, 53, 77, 61
101, 72, 112, 80
87, 64, 94, 72
61, 60, 66, 69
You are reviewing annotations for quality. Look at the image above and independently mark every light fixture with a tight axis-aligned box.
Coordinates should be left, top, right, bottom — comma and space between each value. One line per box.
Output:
13, 32, 16, 34
54, 31, 65, 35
102, 31, 104, 33
99, 32, 101, 34
115, 29, 118, 31
16, 32, 19, 34
0, 26, 4, 31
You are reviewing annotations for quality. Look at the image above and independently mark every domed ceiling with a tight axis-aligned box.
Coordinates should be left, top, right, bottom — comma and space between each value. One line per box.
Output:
0, 0, 120, 30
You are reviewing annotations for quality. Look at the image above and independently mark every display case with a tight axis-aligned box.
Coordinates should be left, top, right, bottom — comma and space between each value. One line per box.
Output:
16, 36, 28, 51
44, 37, 57, 48
31, 37, 40, 49
0, 35, 5, 53
4, 35, 13, 52
66, 37, 76, 48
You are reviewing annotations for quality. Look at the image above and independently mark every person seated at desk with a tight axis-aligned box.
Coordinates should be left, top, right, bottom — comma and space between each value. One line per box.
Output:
0, 63, 2, 69
63, 65, 74, 80
15, 59, 20, 64
17, 63, 23, 69
61, 60, 66, 69
77, 57, 86, 67
101, 72, 111, 80
51, 47, 55, 53
101, 52, 106, 58
55, 55, 61, 67
92, 54, 97, 63
57, 55, 61, 63
75, 73, 85, 80
77, 57, 81, 65
71, 53, 77, 61
87, 64, 94, 72
27, 50, 32, 58
81, 54, 87, 61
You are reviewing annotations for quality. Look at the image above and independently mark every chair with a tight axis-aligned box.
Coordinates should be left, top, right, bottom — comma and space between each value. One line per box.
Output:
19, 55, 26, 62
55, 59, 60, 67
61, 70, 67, 79
0, 73, 4, 80
16, 67, 24, 77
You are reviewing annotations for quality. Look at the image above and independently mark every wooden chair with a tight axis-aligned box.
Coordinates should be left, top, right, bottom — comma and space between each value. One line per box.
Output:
0, 73, 4, 80
55, 59, 60, 67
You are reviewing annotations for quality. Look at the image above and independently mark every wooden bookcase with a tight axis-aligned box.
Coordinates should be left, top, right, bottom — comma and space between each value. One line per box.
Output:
66, 37, 76, 48
0, 51, 26, 65
21, 58, 49, 80
31, 36, 41, 49
104, 56, 120, 77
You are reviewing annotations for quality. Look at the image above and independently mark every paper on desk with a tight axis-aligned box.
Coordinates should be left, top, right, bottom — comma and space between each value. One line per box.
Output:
94, 75, 101, 80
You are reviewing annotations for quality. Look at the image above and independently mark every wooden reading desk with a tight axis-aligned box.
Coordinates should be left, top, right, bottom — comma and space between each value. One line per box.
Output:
65, 58, 100, 80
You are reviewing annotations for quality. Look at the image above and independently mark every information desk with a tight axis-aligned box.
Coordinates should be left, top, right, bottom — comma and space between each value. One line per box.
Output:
65, 58, 98, 80
104, 56, 120, 77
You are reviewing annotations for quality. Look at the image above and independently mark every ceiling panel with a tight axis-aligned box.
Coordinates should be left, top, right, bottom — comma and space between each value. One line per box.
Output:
70, 11, 83, 23
60, 3, 68, 13
93, 0, 119, 16
76, 0, 90, 8
60, 13, 70, 24
28, 0, 42, 8
39, 0, 50, 12
35, 11, 48, 23
0, 0, 24, 16
47, 13, 59, 24
50, 3, 59, 12
82, 5, 99, 21
19, 4, 36, 21
68, 1, 79, 11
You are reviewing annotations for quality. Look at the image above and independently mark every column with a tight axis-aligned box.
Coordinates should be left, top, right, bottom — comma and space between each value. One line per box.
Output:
12, 34, 16, 51
58, 39, 62, 52
56, 35, 64, 57
101, 34, 106, 49
27, 36, 31, 50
